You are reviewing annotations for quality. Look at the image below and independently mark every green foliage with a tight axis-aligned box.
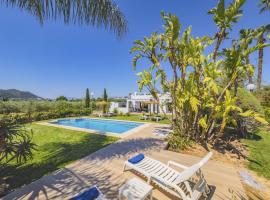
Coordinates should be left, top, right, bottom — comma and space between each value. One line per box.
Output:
96, 101, 110, 114
167, 132, 193, 151
0, 124, 118, 196
237, 88, 264, 115
0, 100, 88, 114
85, 88, 90, 108
131, 1, 268, 150
0, 119, 36, 165
208, 0, 245, 29
113, 108, 118, 114
103, 88, 108, 101
243, 129, 270, 180
0, 100, 92, 124
259, 0, 270, 13
255, 85, 270, 107
56, 96, 68, 101
0, 0, 127, 37
235, 88, 266, 135
1, 109, 92, 124
265, 107, 270, 122
102, 89, 108, 114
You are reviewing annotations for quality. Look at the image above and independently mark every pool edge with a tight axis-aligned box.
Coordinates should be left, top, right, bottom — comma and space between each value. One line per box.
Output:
37, 118, 150, 138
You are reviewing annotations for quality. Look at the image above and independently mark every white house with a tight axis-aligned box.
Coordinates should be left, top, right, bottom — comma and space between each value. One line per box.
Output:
109, 92, 172, 114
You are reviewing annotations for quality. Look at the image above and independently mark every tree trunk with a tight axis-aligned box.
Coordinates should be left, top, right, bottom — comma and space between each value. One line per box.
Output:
213, 28, 225, 62
246, 56, 253, 84
257, 35, 264, 90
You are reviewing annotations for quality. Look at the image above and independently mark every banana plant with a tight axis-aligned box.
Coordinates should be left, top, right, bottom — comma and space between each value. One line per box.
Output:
208, 0, 246, 61
131, 1, 269, 150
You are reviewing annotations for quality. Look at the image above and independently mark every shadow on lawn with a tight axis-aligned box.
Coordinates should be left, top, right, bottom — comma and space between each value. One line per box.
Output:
0, 133, 117, 197
1, 136, 165, 199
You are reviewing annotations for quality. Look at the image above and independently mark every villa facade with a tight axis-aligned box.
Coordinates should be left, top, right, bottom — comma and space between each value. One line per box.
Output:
109, 92, 172, 114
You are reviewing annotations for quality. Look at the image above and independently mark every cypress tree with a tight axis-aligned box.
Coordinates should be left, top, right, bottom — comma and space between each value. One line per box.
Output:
103, 88, 108, 101
85, 88, 90, 108
102, 88, 108, 113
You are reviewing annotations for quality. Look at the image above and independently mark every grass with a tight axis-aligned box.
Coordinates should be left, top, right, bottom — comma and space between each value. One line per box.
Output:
99, 114, 170, 124
242, 128, 270, 180
0, 123, 118, 196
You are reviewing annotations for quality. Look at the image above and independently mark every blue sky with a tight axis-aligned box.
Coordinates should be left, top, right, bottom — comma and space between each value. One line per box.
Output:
0, 0, 269, 98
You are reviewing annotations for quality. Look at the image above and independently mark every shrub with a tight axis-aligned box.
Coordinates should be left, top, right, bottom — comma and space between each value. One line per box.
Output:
167, 132, 193, 151
255, 85, 270, 107
235, 88, 266, 137
0, 108, 92, 124
237, 88, 264, 115
265, 107, 270, 123
113, 108, 118, 115
56, 96, 68, 101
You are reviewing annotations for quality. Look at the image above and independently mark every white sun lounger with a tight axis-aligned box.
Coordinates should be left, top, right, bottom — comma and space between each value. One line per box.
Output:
123, 152, 213, 200
70, 186, 107, 200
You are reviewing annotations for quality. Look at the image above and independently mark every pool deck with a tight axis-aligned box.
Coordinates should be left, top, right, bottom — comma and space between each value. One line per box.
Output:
3, 123, 246, 200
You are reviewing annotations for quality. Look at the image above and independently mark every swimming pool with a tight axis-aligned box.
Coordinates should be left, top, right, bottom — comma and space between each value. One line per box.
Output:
50, 118, 143, 134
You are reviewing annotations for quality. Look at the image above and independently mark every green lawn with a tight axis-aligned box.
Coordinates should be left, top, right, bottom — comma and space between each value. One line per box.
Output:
99, 114, 170, 124
242, 129, 270, 180
0, 123, 118, 196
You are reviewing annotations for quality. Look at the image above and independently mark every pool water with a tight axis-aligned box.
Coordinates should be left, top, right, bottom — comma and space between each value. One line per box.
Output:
51, 118, 143, 134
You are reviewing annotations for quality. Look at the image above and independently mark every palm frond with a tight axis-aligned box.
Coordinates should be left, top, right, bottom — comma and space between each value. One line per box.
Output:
259, 0, 270, 13
0, 0, 127, 37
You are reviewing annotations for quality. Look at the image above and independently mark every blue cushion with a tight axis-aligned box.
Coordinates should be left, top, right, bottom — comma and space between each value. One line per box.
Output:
70, 186, 100, 200
128, 153, 145, 164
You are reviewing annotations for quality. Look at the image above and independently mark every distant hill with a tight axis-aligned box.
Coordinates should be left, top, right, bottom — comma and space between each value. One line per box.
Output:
0, 89, 42, 100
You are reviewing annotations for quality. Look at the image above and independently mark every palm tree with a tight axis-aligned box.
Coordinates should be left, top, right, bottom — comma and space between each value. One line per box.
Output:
259, 0, 270, 13
256, 25, 270, 90
239, 29, 255, 84
0, 0, 127, 37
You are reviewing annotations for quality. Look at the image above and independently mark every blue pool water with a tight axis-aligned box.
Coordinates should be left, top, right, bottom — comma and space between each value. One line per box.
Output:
51, 118, 143, 134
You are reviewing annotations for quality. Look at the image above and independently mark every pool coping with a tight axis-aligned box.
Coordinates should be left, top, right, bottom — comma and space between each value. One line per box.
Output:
37, 117, 151, 138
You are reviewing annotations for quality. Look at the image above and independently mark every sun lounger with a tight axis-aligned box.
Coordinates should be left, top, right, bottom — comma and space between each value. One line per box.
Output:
123, 152, 213, 200
153, 129, 171, 137
70, 186, 107, 200
139, 115, 149, 120
151, 116, 163, 122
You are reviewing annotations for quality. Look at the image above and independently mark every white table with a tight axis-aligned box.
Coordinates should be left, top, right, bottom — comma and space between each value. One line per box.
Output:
119, 178, 153, 200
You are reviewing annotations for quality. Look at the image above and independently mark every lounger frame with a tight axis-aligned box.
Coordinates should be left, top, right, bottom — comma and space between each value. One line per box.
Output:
123, 152, 212, 200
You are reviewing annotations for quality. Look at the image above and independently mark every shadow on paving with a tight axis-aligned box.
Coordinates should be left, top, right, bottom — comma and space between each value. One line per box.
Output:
3, 164, 124, 200
1, 137, 165, 199
0, 133, 117, 197
87, 137, 165, 161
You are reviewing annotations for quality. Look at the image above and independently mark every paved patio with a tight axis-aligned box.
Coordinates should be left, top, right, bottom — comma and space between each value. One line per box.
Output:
3, 123, 246, 200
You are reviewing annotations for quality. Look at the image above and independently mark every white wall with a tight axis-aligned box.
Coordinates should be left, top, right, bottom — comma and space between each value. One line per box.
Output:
109, 102, 128, 113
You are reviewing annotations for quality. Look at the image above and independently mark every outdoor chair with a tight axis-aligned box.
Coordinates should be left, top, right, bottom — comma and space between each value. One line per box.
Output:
123, 152, 213, 200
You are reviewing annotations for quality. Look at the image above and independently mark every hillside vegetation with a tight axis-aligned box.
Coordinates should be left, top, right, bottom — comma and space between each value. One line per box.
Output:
0, 89, 40, 100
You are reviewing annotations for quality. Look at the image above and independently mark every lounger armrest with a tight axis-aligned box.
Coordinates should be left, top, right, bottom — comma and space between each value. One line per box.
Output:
167, 161, 188, 169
